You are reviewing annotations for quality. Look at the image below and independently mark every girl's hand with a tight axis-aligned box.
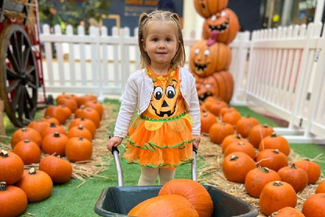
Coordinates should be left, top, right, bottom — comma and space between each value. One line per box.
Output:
192, 135, 201, 150
107, 136, 123, 152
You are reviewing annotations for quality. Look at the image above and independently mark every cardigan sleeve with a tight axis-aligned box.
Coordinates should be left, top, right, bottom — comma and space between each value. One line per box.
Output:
187, 72, 201, 136
113, 75, 138, 138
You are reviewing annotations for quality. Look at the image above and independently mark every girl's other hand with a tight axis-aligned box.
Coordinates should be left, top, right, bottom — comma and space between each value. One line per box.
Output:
107, 136, 123, 152
192, 135, 201, 150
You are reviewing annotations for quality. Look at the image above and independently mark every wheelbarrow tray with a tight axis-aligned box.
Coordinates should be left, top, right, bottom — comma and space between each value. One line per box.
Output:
94, 184, 258, 217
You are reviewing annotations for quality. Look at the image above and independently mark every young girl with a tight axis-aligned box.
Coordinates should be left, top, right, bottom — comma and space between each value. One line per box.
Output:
107, 10, 201, 186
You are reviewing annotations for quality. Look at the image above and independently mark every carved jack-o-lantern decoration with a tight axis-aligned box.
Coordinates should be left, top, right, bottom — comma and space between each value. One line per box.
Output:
194, 0, 229, 19
202, 9, 240, 44
189, 37, 231, 78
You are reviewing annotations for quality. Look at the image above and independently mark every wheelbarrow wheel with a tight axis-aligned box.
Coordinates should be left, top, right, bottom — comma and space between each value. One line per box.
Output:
0, 24, 38, 127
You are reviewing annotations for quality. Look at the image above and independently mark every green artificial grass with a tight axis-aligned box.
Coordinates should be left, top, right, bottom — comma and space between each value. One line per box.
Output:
1, 100, 324, 216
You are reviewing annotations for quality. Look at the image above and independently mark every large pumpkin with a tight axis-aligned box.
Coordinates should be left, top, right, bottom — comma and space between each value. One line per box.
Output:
128, 194, 199, 217
39, 156, 73, 184
195, 71, 234, 103
189, 39, 231, 78
0, 150, 24, 185
202, 9, 240, 44
158, 179, 214, 217
193, 0, 228, 18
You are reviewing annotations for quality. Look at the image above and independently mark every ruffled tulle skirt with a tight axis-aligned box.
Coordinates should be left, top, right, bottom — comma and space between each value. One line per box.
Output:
122, 112, 195, 170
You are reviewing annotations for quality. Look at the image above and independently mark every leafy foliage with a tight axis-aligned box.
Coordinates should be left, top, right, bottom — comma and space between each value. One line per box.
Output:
38, 0, 112, 33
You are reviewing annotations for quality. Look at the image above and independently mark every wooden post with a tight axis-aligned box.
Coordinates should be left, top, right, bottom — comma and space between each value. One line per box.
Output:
0, 100, 6, 142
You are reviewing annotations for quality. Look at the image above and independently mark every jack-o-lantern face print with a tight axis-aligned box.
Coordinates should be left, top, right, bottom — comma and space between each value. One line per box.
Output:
150, 79, 179, 118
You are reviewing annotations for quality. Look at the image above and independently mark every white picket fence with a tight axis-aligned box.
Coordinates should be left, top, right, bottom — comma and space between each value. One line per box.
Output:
39, 23, 325, 144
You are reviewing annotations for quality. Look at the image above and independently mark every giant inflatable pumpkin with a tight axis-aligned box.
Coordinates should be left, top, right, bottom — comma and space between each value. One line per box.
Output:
194, 0, 228, 19
189, 39, 231, 78
202, 8, 240, 44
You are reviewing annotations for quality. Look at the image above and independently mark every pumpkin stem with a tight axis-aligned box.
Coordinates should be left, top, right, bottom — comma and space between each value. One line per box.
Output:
24, 139, 30, 143
238, 142, 245, 146
258, 167, 270, 173
290, 163, 297, 169
271, 132, 277, 137
21, 128, 27, 132
230, 155, 239, 161
0, 182, 7, 191
270, 211, 279, 217
54, 132, 60, 137
273, 149, 280, 154
0, 150, 8, 157
78, 125, 84, 130
50, 122, 56, 127
29, 168, 37, 175
236, 134, 242, 139
273, 181, 283, 186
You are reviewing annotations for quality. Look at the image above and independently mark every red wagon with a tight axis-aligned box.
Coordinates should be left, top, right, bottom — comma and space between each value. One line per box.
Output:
0, 0, 50, 127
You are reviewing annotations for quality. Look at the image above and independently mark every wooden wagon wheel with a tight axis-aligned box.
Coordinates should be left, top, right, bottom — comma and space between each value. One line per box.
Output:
0, 24, 38, 127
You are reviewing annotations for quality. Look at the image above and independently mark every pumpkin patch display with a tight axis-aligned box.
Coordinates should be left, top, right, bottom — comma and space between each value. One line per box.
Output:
0, 150, 24, 185
302, 193, 325, 217
158, 179, 213, 217
16, 168, 53, 202
0, 182, 28, 217
259, 181, 297, 216
202, 9, 240, 44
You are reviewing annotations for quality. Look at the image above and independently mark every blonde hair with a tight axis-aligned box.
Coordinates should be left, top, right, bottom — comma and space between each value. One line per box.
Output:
138, 10, 185, 69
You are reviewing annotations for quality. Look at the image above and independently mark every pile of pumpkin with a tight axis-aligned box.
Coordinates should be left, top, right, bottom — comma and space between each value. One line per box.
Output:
0, 93, 104, 217
200, 96, 325, 216
128, 179, 214, 217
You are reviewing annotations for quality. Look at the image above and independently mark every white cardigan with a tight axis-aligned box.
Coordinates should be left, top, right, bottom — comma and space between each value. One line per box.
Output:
113, 67, 201, 138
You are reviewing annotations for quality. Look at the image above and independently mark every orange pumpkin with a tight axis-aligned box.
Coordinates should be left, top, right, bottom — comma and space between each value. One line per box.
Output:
158, 179, 213, 217
206, 100, 228, 117
248, 124, 275, 148
193, 0, 228, 18
295, 159, 321, 184
13, 140, 42, 165
221, 134, 246, 153
44, 105, 68, 125
235, 116, 259, 138
39, 156, 73, 184
302, 193, 325, 217
222, 152, 256, 183
67, 125, 93, 141
0, 182, 28, 217
259, 133, 290, 156
224, 141, 256, 160
256, 149, 288, 171
202, 9, 240, 44
316, 180, 325, 194
16, 168, 53, 202
27, 121, 50, 135
65, 137, 93, 162
128, 194, 199, 217
85, 100, 104, 119
245, 167, 281, 198
69, 118, 97, 138
259, 181, 297, 216
0, 150, 24, 185
75, 106, 101, 128
271, 207, 305, 217
42, 132, 69, 157
222, 110, 242, 127
278, 164, 308, 193
57, 96, 78, 113
77, 94, 97, 107
189, 39, 231, 78
209, 122, 234, 144
40, 122, 67, 138
200, 109, 217, 134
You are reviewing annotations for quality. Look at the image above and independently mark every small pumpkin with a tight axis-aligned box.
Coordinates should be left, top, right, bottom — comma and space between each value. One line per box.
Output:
235, 116, 259, 138
85, 100, 104, 119
0, 182, 28, 217
248, 124, 275, 148
0, 150, 24, 185
259, 133, 290, 156
39, 156, 73, 184
69, 118, 97, 138
200, 109, 217, 134
40, 122, 67, 138
11, 127, 42, 149
256, 149, 288, 171
158, 179, 213, 217
13, 140, 42, 165
67, 125, 93, 141
224, 141, 256, 160
221, 134, 246, 153
57, 96, 78, 113
65, 137, 93, 162
44, 105, 68, 125
221, 110, 242, 127
295, 159, 321, 184
270, 207, 305, 217
205, 99, 228, 117
222, 152, 257, 183
315, 180, 325, 194
42, 132, 69, 157
245, 167, 281, 198
302, 193, 325, 217
209, 122, 234, 144
259, 181, 297, 216
128, 194, 199, 217
278, 164, 308, 193
16, 168, 53, 202
75, 106, 101, 128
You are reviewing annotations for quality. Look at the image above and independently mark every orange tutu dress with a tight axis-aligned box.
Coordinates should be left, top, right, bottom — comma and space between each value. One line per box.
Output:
122, 66, 195, 170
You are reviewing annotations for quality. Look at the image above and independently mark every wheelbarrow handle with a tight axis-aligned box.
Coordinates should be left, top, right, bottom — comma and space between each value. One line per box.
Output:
109, 136, 124, 187
191, 146, 198, 181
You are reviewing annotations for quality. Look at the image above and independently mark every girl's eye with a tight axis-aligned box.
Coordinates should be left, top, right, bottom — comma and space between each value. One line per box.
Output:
166, 86, 175, 98
166, 38, 172, 42
153, 86, 163, 100
152, 38, 159, 42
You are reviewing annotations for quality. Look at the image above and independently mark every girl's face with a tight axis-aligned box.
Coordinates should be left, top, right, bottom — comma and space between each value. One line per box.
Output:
143, 21, 178, 70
